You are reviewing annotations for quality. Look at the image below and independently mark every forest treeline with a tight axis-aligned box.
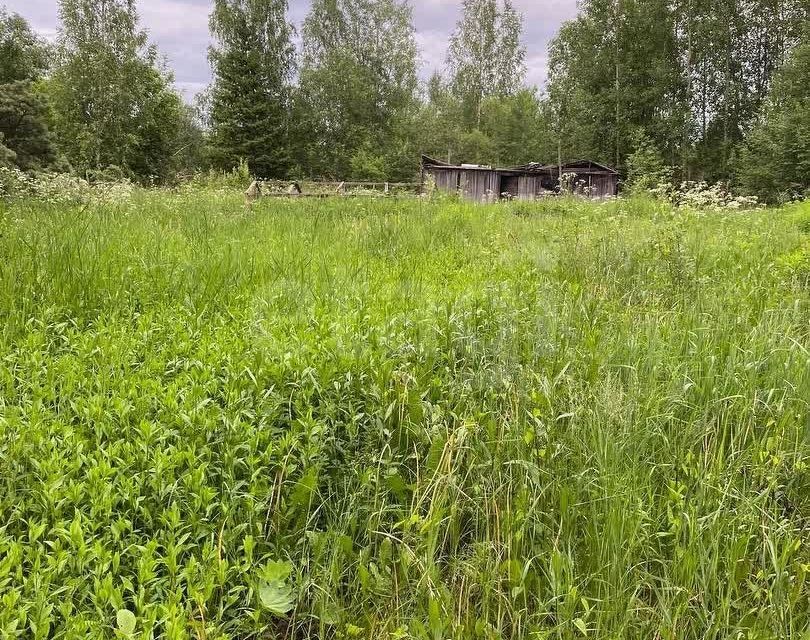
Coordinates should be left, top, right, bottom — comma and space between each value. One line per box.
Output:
1, 0, 809, 202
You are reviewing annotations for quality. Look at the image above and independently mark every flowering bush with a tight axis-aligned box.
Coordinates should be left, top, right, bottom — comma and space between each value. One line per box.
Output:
0, 166, 34, 199
650, 180, 760, 212
89, 179, 135, 204
559, 172, 578, 194
0, 167, 134, 204
31, 172, 91, 204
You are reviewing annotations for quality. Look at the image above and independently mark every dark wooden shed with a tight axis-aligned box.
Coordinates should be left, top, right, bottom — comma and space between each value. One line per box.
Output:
421, 156, 619, 202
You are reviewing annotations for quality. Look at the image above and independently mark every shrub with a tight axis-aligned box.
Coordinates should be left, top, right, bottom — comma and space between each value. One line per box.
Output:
0, 165, 32, 198
649, 180, 761, 212
0, 167, 134, 204
626, 130, 672, 192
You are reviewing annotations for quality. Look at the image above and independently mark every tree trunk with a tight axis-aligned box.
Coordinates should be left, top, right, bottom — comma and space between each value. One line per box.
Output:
683, 0, 693, 181
615, 0, 621, 170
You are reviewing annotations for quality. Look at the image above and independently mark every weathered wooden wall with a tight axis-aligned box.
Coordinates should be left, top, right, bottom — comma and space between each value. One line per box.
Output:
516, 175, 557, 199
517, 176, 534, 199
428, 168, 499, 202
582, 174, 618, 198
600, 175, 619, 198
464, 171, 499, 201
427, 166, 618, 201
431, 168, 461, 192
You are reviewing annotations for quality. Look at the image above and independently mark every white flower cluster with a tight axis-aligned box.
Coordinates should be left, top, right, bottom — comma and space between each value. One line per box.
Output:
0, 167, 134, 204
650, 180, 760, 211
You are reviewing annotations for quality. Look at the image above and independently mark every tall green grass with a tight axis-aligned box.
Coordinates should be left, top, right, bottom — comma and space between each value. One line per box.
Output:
0, 191, 808, 639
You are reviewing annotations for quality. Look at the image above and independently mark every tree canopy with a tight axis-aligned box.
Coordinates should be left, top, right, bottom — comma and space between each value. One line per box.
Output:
46, 0, 186, 181
0, 9, 57, 171
736, 29, 810, 202
0, 8, 50, 83
447, 0, 526, 128
296, 0, 419, 180
0, 0, 808, 196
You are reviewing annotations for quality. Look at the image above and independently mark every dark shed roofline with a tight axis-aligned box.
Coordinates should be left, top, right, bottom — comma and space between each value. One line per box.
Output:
422, 154, 618, 175
421, 154, 449, 166
557, 160, 619, 174
420, 155, 496, 172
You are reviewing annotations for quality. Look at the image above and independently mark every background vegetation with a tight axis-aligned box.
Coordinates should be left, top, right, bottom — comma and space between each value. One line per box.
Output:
1, 1, 810, 200
2, 1, 809, 637
1, 190, 809, 638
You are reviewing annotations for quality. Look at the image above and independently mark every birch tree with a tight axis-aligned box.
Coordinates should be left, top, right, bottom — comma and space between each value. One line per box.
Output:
49, 0, 183, 180
297, 0, 418, 179
446, 0, 526, 127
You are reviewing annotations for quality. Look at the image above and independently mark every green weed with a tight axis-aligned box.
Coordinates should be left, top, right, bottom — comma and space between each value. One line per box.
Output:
0, 192, 808, 639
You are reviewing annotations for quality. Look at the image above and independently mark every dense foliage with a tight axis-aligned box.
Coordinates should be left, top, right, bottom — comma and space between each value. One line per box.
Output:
296, 0, 419, 181
446, 0, 525, 128
208, 0, 295, 179
736, 29, 810, 202
0, 7, 49, 83
45, 0, 186, 182
1, 0, 809, 196
0, 82, 58, 171
546, 0, 809, 186
1, 192, 809, 638
0, 9, 57, 171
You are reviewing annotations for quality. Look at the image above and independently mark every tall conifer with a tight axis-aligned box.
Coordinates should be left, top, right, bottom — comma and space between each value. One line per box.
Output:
208, 0, 294, 178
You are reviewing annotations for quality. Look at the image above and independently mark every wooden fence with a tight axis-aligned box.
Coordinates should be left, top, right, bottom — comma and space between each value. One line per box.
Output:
251, 180, 423, 199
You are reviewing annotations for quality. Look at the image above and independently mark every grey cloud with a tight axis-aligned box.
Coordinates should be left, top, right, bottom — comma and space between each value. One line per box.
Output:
4, 0, 578, 99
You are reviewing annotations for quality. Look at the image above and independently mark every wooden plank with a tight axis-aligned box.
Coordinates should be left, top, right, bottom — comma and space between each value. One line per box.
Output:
261, 193, 419, 199
260, 180, 420, 188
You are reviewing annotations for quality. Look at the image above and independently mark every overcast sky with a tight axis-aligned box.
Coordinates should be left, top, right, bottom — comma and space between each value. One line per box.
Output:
3, 0, 579, 101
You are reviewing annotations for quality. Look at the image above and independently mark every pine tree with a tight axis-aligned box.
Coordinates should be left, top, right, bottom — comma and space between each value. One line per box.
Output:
446, 0, 526, 127
208, 0, 294, 179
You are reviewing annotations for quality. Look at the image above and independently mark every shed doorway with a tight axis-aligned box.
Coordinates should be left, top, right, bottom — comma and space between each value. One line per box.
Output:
499, 175, 519, 199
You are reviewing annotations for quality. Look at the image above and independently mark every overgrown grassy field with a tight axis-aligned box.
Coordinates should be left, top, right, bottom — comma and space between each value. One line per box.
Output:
1, 192, 809, 640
